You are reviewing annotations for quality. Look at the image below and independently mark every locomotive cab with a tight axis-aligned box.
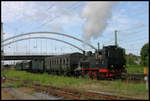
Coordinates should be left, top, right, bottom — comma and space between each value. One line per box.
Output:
102, 46, 126, 75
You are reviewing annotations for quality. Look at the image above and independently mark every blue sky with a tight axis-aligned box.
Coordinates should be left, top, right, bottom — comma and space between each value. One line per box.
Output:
2, 1, 149, 56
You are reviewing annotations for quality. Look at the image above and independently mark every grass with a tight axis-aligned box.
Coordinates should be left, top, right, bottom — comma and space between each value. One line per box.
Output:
3, 80, 24, 88
126, 65, 148, 73
2, 69, 90, 87
2, 69, 149, 99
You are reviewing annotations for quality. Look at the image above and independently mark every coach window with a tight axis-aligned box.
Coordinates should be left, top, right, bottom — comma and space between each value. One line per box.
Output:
59, 59, 61, 65
58, 59, 60, 64
59, 58, 61, 64
67, 58, 69, 64
62, 58, 64, 64
61, 58, 63, 64
49, 60, 51, 66
66, 58, 68, 64
65, 58, 67, 64
63, 59, 65, 65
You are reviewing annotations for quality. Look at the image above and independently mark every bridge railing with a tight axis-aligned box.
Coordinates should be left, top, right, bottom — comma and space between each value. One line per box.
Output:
3, 52, 78, 56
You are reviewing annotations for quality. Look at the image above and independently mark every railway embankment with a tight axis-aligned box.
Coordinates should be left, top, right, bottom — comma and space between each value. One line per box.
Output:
2, 69, 149, 100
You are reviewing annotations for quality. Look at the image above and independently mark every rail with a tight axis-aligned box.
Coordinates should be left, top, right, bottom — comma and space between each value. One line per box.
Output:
5, 78, 142, 100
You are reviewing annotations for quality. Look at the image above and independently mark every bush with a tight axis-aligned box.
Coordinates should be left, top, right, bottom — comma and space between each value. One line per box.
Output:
140, 43, 149, 66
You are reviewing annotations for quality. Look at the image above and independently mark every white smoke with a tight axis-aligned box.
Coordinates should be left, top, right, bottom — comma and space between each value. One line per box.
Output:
81, 2, 117, 42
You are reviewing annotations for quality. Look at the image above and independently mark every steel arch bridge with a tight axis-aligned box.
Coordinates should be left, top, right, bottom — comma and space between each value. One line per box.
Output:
1, 31, 98, 60
2, 37, 85, 52
2, 31, 97, 50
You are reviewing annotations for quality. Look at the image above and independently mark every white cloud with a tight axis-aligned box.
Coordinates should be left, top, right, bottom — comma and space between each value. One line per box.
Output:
2, 2, 83, 32
2, 2, 35, 22
2, 2, 56, 23
106, 11, 132, 33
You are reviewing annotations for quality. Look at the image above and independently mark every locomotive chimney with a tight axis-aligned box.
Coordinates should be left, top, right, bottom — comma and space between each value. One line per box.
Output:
98, 42, 100, 51
115, 30, 118, 46
95, 42, 100, 59
83, 51, 85, 55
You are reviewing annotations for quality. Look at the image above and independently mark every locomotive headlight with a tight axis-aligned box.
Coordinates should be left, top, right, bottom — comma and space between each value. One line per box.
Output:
111, 65, 114, 67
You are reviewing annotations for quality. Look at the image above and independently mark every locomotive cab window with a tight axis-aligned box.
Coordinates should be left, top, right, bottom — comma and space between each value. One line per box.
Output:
98, 51, 102, 61
105, 50, 109, 57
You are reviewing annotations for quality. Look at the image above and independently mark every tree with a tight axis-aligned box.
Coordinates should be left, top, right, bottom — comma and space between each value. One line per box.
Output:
126, 53, 136, 65
140, 43, 149, 66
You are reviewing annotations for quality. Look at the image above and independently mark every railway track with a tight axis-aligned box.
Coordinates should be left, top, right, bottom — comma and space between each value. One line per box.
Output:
4, 78, 142, 100
121, 73, 146, 83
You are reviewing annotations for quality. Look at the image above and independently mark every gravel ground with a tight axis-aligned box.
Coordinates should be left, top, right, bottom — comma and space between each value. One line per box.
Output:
33, 92, 63, 100
2, 86, 63, 100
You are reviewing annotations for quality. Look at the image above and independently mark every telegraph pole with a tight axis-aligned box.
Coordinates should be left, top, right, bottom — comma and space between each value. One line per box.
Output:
1, 22, 4, 54
1, 22, 4, 69
115, 30, 118, 46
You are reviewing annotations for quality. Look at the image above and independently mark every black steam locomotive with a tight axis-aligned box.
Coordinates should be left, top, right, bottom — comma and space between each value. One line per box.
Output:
78, 45, 126, 79
15, 45, 126, 79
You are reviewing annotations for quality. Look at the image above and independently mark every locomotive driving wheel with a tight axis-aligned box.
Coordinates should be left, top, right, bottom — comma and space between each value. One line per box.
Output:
93, 71, 98, 80
87, 71, 93, 79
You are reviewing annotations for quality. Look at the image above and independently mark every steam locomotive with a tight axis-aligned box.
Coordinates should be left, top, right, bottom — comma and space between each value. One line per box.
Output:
15, 45, 126, 79
77, 45, 126, 79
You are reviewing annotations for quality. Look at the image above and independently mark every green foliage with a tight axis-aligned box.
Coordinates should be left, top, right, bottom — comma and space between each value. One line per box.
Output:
140, 43, 149, 66
145, 56, 149, 67
126, 65, 145, 73
126, 53, 140, 65
127, 55, 135, 65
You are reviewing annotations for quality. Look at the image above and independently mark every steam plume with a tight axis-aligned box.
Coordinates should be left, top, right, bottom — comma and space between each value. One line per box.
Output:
82, 2, 116, 42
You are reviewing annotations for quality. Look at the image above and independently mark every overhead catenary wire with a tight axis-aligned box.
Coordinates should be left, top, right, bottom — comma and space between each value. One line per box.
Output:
35, 2, 81, 30
102, 24, 147, 45
118, 23, 147, 33
104, 4, 148, 45
118, 36, 148, 44
120, 40, 148, 46
106, 29, 147, 45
